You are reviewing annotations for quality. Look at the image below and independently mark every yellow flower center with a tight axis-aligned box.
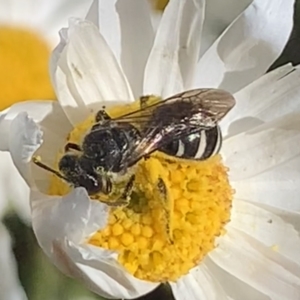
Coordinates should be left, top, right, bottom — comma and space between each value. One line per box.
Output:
0, 26, 55, 109
152, 0, 169, 10
48, 99, 233, 282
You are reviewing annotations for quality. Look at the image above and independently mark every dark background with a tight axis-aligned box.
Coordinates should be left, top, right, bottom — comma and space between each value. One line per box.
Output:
4, 1, 300, 300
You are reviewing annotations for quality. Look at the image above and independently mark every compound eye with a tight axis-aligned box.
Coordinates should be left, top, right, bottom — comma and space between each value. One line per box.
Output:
77, 157, 103, 195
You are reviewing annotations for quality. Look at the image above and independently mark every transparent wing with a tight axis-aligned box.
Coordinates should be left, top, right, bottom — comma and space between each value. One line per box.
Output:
120, 89, 235, 165
113, 88, 236, 127
123, 122, 201, 167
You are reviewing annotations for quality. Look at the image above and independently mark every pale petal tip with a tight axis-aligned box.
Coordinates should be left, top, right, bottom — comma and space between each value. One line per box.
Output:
10, 112, 43, 163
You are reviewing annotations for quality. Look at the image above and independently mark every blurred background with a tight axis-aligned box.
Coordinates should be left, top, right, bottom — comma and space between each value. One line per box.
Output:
1, 0, 300, 299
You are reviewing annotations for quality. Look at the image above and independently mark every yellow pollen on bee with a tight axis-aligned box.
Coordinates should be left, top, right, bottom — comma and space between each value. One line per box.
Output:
0, 26, 55, 109
48, 99, 234, 282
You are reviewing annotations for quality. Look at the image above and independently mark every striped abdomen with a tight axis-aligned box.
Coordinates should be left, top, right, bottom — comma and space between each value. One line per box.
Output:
160, 126, 222, 160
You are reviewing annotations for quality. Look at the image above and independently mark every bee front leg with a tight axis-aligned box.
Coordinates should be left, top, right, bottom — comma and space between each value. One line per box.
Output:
157, 178, 174, 244
100, 175, 135, 207
64, 142, 82, 153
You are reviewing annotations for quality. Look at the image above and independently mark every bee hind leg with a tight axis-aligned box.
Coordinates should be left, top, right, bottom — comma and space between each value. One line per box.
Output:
157, 178, 174, 244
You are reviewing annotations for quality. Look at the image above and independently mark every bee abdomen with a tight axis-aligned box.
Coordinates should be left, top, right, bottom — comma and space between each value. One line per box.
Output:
160, 126, 222, 160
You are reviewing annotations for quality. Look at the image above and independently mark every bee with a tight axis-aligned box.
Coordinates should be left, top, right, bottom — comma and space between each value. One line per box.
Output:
33, 88, 235, 239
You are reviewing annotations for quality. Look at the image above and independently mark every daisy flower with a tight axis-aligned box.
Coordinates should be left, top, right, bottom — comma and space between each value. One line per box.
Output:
0, 0, 93, 299
1, 0, 300, 299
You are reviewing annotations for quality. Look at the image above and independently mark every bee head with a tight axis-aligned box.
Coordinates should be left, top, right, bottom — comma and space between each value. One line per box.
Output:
58, 153, 106, 195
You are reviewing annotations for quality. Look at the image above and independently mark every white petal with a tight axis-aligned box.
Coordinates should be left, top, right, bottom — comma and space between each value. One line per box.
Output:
66, 243, 158, 299
8, 101, 72, 189
204, 257, 271, 300
230, 200, 300, 264
144, 0, 205, 96
0, 224, 28, 300
9, 112, 43, 187
115, 0, 154, 98
0, 101, 59, 152
170, 264, 229, 300
32, 188, 108, 254
50, 28, 68, 89
177, 0, 205, 89
194, 0, 294, 93
200, 0, 252, 55
0, 157, 9, 218
0, 0, 14, 24
0, 0, 93, 48
97, 0, 121, 64
66, 18, 134, 104
0, 108, 10, 151
31, 188, 157, 299
143, 0, 185, 98
233, 155, 300, 211
254, 205, 300, 240
93, 0, 155, 97
85, 0, 99, 25
0, 152, 30, 224
0, 0, 35, 26
90, 0, 155, 98
0, 1, 13, 24
53, 19, 134, 126
209, 229, 300, 300
33, 0, 94, 47
149, 8, 162, 34
0, 101, 63, 223
222, 112, 300, 181
222, 64, 300, 137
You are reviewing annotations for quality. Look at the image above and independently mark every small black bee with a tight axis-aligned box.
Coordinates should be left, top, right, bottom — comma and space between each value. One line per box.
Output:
33, 88, 235, 206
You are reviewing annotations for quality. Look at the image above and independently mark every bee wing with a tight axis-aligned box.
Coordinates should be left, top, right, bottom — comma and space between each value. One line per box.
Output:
124, 122, 200, 167
117, 88, 235, 166
180, 88, 236, 123
114, 88, 235, 127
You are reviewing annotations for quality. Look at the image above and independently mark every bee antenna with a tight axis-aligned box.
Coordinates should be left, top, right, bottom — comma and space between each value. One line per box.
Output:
32, 157, 69, 181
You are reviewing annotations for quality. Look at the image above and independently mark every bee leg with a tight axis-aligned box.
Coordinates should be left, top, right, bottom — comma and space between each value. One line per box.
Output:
157, 178, 174, 244
100, 175, 135, 207
64, 142, 82, 153
119, 174, 136, 205
97, 198, 129, 207
95, 108, 111, 122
